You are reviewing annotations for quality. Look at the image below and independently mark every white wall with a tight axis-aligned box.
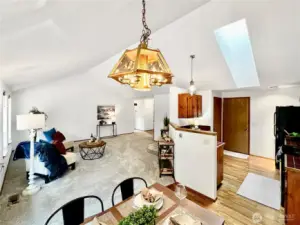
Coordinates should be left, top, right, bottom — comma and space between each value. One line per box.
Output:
169, 86, 214, 128
0, 80, 11, 156
222, 87, 300, 159
134, 98, 154, 131
0, 79, 12, 191
154, 94, 169, 141
0, 80, 4, 160
169, 125, 217, 200
194, 89, 214, 129
12, 55, 135, 146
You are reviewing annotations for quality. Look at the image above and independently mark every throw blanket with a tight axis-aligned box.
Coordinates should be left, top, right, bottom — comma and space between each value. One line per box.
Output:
14, 141, 68, 181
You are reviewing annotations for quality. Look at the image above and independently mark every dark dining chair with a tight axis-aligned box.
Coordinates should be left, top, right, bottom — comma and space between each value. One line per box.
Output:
111, 177, 148, 206
45, 195, 104, 225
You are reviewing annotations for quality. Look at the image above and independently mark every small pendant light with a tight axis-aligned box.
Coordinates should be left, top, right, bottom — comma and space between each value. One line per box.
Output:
189, 55, 196, 95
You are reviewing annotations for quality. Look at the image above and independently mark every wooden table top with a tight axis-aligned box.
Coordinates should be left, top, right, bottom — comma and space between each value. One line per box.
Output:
81, 183, 224, 225
79, 140, 106, 148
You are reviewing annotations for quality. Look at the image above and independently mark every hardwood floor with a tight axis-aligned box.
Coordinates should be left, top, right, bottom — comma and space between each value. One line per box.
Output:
145, 129, 154, 136
168, 155, 284, 225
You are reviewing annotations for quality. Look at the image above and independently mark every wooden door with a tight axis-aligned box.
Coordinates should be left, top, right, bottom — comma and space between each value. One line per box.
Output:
213, 97, 222, 142
223, 97, 250, 154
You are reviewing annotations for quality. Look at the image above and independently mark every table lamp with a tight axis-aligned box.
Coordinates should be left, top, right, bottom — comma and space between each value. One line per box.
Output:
17, 114, 45, 196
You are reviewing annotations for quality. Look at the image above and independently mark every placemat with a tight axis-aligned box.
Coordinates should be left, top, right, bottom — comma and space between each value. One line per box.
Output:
157, 206, 206, 225
94, 211, 119, 225
116, 188, 176, 218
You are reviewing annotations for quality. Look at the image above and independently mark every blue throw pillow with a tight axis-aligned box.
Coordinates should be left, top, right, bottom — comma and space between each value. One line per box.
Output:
39, 139, 49, 144
43, 128, 56, 143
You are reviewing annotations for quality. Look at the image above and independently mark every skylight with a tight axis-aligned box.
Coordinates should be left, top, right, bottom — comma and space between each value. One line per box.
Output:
215, 19, 260, 88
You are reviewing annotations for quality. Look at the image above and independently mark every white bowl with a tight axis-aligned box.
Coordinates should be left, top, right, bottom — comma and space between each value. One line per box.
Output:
133, 193, 164, 210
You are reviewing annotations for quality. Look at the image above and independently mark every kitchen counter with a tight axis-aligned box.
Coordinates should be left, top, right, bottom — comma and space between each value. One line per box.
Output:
282, 145, 300, 170
217, 142, 225, 148
282, 146, 300, 225
170, 122, 217, 136
169, 122, 219, 200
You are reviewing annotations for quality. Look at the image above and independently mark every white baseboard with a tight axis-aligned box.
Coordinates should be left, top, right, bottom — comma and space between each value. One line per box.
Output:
224, 150, 249, 159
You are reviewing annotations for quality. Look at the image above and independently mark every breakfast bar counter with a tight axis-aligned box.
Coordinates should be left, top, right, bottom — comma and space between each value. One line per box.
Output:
169, 122, 219, 200
169, 122, 217, 136
82, 183, 224, 225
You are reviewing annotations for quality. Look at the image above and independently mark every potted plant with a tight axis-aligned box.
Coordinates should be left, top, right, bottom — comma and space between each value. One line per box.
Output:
119, 205, 157, 225
163, 116, 170, 130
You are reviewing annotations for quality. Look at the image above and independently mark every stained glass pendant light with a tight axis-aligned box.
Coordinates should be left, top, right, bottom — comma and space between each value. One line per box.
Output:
188, 55, 196, 95
108, 0, 173, 91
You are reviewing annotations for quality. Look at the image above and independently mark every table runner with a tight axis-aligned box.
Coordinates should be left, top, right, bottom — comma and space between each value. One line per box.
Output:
93, 211, 119, 225
116, 188, 176, 217
157, 206, 206, 225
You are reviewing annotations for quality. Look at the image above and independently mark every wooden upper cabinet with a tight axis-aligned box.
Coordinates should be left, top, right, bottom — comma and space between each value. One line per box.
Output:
178, 94, 202, 118
178, 94, 189, 118
196, 95, 202, 117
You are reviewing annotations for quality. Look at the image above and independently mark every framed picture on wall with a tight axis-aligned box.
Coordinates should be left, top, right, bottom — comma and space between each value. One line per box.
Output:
97, 106, 116, 123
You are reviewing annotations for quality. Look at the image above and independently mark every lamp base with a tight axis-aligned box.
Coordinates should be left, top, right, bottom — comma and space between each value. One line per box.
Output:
22, 184, 41, 196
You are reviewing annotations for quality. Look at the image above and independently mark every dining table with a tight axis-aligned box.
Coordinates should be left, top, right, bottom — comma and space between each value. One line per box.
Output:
81, 183, 224, 225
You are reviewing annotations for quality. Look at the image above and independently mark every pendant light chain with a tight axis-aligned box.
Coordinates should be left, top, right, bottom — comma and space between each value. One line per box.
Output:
190, 55, 195, 85
140, 0, 152, 45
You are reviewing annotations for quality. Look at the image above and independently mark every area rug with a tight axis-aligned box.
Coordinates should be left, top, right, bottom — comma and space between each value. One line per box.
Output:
147, 143, 158, 156
237, 173, 280, 210
0, 132, 174, 225
224, 150, 249, 159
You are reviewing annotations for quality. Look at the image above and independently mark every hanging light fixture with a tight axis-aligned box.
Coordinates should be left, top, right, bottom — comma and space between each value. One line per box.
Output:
108, 0, 173, 91
188, 55, 196, 95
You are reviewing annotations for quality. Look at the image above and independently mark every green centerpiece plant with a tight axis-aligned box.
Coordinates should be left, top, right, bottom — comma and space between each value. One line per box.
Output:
119, 205, 157, 225
290, 132, 300, 137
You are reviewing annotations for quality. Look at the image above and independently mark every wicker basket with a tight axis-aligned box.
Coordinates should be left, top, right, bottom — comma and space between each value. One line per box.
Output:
285, 136, 300, 147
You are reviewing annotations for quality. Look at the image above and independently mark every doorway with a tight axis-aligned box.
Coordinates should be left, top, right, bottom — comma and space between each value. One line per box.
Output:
213, 97, 222, 142
223, 97, 250, 154
134, 98, 154, 138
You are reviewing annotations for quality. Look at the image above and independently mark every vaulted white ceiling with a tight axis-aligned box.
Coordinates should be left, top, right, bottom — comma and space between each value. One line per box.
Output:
1, 0, 300, 92
0, 0, 209, 90
149, 0, 300, 91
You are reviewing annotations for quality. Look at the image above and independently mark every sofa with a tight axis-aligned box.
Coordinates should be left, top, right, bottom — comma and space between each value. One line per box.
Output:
25, 141, 76, 183
25, 126, 78, 184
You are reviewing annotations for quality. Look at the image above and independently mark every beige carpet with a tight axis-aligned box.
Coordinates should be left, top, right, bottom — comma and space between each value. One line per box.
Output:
0, 132, 174, 225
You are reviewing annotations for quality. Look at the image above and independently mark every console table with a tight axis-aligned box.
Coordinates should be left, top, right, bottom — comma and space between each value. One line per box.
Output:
96, 123, 117, 138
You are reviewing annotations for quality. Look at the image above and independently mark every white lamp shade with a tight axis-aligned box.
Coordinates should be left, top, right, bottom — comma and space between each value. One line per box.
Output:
17, 114, 45, 130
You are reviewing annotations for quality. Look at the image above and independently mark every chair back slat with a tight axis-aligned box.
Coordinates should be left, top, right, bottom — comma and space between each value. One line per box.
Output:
120, 178, 134, 201
45, 195, 104, 225
62, 198, 84, 225
111, 177, 147, 206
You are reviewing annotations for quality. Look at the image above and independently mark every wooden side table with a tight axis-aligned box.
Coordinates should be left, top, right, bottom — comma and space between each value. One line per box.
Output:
79, 141, 106, 160
158, 139, 174, 178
